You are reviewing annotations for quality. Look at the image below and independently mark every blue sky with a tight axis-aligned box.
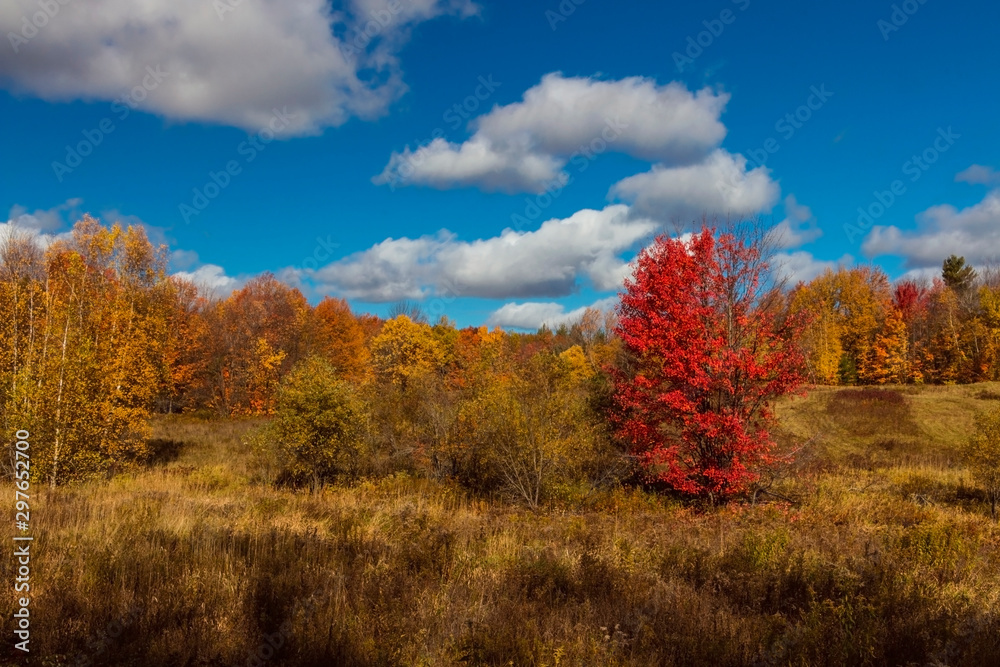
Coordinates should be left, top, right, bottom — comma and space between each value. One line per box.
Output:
2, 0, 998, 328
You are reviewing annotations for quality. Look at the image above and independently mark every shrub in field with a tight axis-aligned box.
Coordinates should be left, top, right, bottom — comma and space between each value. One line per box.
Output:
451, 345, 608, 506
251, 356, 365, 489
965, 404, 1000, 519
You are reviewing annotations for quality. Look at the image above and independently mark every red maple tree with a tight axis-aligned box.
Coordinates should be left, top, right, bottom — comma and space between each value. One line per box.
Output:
613, 227, 808, 499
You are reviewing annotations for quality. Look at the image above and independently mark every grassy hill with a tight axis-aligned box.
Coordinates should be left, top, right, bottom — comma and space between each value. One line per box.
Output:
4, 385, 1000, 666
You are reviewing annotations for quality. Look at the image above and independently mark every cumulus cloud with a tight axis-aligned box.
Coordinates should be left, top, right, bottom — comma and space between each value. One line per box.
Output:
0, 220, 50, 250
0, 0, 478, 134
374, 73, 729, 193
377, 136, 567, 193
896, 266, 944, 285
309, 205, 656, 301
608, 149, 780, 223
770, 251, 852, 285
169, 249, 201, 271
486, 296, 618, 330
861, 188, 1000, 269
767, 195, 822, 249
173, 264, 243, 297
955, 164, 1000, 186
1, 199, 89, 254
6, 199, 82, 232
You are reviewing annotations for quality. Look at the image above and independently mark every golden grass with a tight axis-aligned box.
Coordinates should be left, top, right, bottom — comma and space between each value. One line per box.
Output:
3, 392, 1000, 665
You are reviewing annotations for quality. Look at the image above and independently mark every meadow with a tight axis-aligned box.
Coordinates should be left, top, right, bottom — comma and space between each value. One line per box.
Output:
3, 383, 999, 666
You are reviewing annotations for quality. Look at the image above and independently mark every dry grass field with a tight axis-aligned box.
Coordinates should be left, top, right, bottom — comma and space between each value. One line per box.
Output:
3, 384, 1000, 666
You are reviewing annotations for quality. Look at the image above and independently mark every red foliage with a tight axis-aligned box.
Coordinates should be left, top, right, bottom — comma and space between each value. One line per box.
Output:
613, 228, 808, 499
893, 279, 928, 324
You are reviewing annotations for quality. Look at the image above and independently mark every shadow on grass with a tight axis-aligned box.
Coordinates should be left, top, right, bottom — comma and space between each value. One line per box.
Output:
144, 438, 187, 466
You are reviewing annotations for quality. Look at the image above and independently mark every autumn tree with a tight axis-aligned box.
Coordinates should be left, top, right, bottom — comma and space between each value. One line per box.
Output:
304, 297, 369, 381
1, 217, 172, 484
363, 315, 447, 473
979, 284, 1000, 380
893, 280, 929, 382
206, 274, 309, 415
0, 228, 46, 441
863, 307, 910, 384
833, 267, 892, 383
920, 280, 966, 383
368, 315, 444, 388
613, 226, 807, 500
789, 275, 844, 384
159, 277, 213, 412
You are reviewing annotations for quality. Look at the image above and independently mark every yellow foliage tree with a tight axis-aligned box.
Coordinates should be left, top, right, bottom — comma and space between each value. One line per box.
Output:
861, 307, 909, 384
0, 217, 171, 484
369, 315, 445, 388
559, 345, 595, 384
789, 277, 844, 384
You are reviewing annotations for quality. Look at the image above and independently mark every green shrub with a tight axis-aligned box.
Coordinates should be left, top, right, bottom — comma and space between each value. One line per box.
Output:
250, 356, 366, 489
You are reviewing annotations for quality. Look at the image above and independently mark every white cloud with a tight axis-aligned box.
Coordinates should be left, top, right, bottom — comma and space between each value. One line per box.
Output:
376, 136, 567, 193
770, 251, 852, 285
0, 0, 477, 135
896, 267, 942, 285
173, 264, 242, 297
1, 200, 86, 252
2, 202, 245, 297
374, 73, 729, 193
0, 220, 48, 249
861, 188, 1000, 268
767, 194, 822, 249
486, 296, 618, 330
309, 205, 656, 301
6, 199, 82, 232
608, 149, 780, 223
955, 164, 1000, 186
169, 249, 200, 271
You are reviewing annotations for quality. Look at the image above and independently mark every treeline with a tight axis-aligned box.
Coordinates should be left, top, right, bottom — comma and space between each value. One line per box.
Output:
790, 257, 1000, 385
1, 217, 997, 489
0, 217, 622, 494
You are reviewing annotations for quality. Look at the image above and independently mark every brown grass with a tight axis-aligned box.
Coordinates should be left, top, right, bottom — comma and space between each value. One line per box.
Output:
3, 390, 1000, 666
